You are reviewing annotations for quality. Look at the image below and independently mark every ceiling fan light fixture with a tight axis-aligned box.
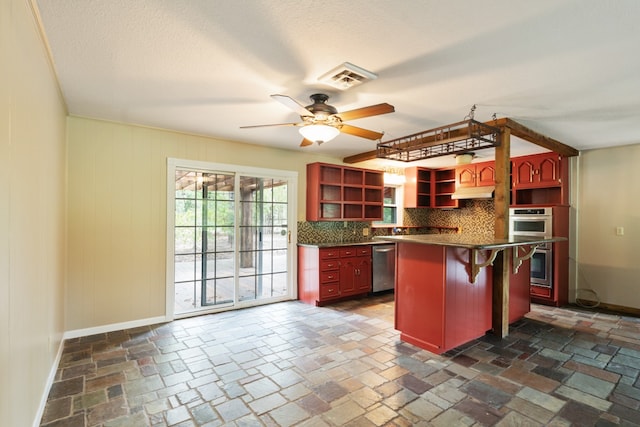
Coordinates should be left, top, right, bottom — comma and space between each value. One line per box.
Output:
299, 124, 340, 144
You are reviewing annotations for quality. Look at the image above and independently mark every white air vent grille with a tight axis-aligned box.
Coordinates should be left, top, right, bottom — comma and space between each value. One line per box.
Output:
318, 62, 378, 90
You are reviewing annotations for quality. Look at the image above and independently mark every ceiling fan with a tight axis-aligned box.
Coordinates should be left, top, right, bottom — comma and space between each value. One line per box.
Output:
241, 93, 395, 146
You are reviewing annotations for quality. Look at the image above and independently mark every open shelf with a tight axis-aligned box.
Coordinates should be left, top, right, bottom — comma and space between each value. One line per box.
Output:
307, 162, 383, 221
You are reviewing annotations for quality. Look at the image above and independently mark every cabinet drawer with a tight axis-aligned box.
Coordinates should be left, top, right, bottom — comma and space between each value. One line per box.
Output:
320, 283, 340, 300
320, 249, 340, 259
321, 260, 339, 271
340, 246, 371, 258
356, 246, 371, 257
320, 271, 339, 283
340, 247, 357, 257
530, 285, 552, 298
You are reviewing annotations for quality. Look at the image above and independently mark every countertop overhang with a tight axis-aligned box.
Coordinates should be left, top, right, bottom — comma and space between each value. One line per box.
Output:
374, 234, 566, 250
375, 234, 567, 283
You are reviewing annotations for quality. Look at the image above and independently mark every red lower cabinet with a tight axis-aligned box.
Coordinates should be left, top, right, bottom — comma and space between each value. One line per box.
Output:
298, 244, 372, 306
395, 243, 492, 354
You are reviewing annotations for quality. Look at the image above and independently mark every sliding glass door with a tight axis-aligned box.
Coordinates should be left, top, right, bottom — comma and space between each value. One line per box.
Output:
238, 177, 289, 301
169, 160, 296, 317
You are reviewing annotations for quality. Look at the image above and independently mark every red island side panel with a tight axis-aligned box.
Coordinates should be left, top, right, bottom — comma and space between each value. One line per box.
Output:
395, 242, 492, 354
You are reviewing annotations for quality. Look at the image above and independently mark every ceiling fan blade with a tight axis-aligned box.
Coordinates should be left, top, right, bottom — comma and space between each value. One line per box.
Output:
271, 94, 313, 117
240, 122, 299, 129
336, 103, 395, 121
299, 138, 314, 147
340, 124, 384, 140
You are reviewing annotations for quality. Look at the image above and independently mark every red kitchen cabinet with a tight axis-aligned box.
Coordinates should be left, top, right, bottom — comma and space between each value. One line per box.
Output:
339, 247, 371, 296
433, 168, 458, 209
512, 152, 562, 188
298, 244, 372, 306
404, 167, 458, 209
511, 152, 569, 206
306, 162, 383, 221
403, 167, 432, 208
455, 161, 495, 188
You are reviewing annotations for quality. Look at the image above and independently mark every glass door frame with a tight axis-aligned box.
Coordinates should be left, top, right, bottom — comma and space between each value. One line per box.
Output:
166, 158, 298, 320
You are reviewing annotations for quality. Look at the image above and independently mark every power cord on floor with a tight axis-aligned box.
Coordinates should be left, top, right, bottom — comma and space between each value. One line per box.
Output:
575, 266, 600, 308
575, 288, 600, 308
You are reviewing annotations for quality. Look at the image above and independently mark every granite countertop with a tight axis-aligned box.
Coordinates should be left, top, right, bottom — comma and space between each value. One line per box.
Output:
297, 240, 392, 248
374, 234, 566, 250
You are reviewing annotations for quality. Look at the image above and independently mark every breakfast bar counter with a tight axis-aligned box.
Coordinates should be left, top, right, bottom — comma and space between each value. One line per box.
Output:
375, 234, 564, 354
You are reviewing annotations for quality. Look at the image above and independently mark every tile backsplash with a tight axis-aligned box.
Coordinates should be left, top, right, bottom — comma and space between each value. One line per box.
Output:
297, 199, 495, 244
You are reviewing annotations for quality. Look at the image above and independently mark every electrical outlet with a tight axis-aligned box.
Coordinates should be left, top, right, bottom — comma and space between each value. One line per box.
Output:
616, 226, 624, 236
363, 228, 369, 237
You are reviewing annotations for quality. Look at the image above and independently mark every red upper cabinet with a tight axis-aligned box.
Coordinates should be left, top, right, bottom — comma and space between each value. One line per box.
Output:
455, 161, 495, 188
403, 167, 432, 208
476, 162, 496, 186
510, 152, 569, 206
455, 165, 476, 188
306, 163, 383, 221
512, 152, 562, 189
404, 167, 458, 209
433, 168, 458, 209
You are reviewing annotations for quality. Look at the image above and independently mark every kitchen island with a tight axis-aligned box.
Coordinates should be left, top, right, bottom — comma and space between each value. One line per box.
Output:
375, 234, 565, 354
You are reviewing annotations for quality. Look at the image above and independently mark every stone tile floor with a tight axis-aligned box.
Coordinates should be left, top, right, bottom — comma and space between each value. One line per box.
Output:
40, 294, 640, 426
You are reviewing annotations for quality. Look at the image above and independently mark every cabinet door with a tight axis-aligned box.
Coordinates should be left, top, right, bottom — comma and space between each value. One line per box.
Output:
339, 258, 357, 296
476, 162, 496, 186
537, 156, 560, 186
355, 257, 371, 293
455, 165, 476, 188
513, 159, 536, 187
513, 153, 561, 189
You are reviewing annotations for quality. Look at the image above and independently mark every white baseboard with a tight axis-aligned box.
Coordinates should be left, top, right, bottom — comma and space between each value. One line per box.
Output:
33, 315, 168, 426
33, 337, 65, 427
63, 315, 169, 340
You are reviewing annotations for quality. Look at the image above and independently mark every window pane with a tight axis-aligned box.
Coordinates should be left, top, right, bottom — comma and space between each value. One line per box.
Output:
384, 187, 396, 204
383, 207, 397, 224
175, 199, 196, 226
175, 227, 195, 254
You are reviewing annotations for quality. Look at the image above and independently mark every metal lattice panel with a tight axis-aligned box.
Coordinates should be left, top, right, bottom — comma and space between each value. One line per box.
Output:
377, 119, 501, 162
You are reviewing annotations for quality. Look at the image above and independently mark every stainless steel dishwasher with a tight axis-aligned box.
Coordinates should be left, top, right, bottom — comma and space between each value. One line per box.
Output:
372, 244, 396, 292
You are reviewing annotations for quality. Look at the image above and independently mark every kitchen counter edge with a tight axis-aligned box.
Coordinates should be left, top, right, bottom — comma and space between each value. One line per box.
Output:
297, 241, 392, 248
374, 234, 566, 250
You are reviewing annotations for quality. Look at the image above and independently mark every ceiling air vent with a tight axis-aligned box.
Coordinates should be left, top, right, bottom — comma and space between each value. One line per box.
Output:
318, 62, 378, 90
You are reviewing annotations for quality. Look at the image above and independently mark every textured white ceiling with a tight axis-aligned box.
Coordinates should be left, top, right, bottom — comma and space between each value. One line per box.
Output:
35, 0, 640, 166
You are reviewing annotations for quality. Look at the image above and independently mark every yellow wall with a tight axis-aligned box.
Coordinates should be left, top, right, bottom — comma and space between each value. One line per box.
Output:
0, 0, 67, 424
576, 144, 640, 308
66, 116, 340, 331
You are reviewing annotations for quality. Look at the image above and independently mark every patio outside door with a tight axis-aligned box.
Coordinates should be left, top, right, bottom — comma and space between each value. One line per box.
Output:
171, 162, 295, 317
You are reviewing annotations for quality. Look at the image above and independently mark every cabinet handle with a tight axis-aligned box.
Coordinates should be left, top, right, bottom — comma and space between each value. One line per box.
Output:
327, 275, 334, 279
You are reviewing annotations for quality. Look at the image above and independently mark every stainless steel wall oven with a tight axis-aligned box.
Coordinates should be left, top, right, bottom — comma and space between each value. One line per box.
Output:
509, 208, 553, 288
